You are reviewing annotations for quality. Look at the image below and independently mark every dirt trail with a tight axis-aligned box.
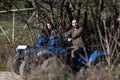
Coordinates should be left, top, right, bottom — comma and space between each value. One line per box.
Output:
0, 72, 22, 80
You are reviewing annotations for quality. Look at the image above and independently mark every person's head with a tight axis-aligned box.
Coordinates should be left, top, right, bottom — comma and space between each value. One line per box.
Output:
46, 22, 54, 30
46, 21, 55, 36
72, 18, 78, 28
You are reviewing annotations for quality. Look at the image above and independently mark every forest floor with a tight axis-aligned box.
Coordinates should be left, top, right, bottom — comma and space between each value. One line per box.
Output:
0, 71, 22, 80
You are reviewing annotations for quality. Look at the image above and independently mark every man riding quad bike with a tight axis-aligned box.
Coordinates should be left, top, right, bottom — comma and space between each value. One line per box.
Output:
13, 36, 108, 79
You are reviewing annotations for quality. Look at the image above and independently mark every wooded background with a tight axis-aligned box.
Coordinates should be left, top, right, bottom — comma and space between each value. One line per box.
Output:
0, 0, 119, 67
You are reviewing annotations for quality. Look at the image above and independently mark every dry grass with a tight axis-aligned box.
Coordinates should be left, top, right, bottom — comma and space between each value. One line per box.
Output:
25, 57, 74, 80
13, 61, 120, 80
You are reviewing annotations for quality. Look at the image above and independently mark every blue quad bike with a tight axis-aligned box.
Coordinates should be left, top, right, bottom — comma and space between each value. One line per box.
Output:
13, 37, 108, 79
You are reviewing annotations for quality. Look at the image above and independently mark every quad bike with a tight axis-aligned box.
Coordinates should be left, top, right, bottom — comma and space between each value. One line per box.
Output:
13, 37, 109, 79
13, 37, 67, 79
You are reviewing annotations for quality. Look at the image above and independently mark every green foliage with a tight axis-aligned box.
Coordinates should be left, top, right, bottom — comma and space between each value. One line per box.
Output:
0, 0, 33, 10
0, 11, 34, 44
0, 0, 13, 10
24, 1, 33, 8
0, 66, 8, 71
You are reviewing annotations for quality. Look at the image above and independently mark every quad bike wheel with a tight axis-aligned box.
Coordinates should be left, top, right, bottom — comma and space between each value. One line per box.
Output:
13, 55, 23, 75
19, 60, 28, 80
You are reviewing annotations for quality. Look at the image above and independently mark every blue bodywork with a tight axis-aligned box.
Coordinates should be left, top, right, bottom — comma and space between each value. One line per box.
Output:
88, 51, 108, 63
35, 37, 108, 65
35, 37, 66, 54
77, 51, 108, 64
35, 37, 47, 47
